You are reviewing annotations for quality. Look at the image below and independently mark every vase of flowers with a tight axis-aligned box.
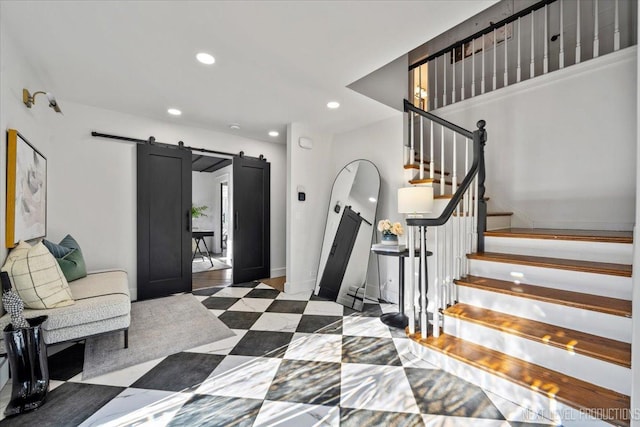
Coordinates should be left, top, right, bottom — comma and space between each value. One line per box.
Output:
377, 219, 404, 245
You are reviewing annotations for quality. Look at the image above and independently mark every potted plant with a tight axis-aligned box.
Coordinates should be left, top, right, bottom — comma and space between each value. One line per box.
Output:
377, 219, 404, 245
191, 204, 208, 219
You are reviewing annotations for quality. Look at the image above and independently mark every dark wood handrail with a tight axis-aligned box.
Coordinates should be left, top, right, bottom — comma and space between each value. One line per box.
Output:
409, 0, 557, 71
403, 100, 487, 249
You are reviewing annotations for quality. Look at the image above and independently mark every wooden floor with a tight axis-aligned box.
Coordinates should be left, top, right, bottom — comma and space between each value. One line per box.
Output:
192, 268, 285, 293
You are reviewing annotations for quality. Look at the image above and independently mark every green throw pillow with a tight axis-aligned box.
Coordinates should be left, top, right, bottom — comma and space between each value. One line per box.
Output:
42, 239, 73, 258
46, 234, 87, 282
57, 248, 87, 282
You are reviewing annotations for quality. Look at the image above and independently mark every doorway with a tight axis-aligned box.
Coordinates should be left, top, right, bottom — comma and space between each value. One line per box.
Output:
191, 154, 233, 290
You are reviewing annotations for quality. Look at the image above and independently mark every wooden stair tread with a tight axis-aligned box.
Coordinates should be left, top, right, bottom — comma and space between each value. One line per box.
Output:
403, 164, 450, 176
455, 275, 632, 317
409, 178, 453, 186
409, 332, 630, 426
468, 252, 632, 277
433, 194, 491, 201
444, 303, 631, 368
409, 178, 434, 185
454, 211, 512, 218
485, 228, 633, 244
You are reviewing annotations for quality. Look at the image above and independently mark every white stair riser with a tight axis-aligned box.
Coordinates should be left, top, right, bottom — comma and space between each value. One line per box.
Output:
443, 315, 630, 395
407, 340, 612, 427
469, 259, 632, 300
486, 215, 512, 231
485, 236, 633, 265
457, 286, 632, 343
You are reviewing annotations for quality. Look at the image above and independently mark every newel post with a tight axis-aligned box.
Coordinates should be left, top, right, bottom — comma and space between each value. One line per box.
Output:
476, 120, 487, 252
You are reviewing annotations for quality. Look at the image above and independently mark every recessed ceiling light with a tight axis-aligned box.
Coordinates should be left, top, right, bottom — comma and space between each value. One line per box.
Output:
196, 52, 215, 65
327, 101, 340, 109
268, 130, 279, 137
229, 123, 241, 130
167, 108, 182, 116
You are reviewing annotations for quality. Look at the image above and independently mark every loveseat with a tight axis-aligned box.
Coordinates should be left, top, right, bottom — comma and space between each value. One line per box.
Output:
0, 270, 130, 353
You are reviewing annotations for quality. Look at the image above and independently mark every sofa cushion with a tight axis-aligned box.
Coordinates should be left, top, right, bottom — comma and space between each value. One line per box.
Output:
1, 241, 74, 309
0, 270, 130, 352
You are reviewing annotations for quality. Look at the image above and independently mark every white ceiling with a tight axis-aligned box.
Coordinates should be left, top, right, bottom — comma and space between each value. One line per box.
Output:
1, 0, 496, 144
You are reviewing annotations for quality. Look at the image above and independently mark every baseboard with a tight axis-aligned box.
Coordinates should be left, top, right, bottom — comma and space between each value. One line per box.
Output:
270, 267, 286, 278
284, 279, 315, 294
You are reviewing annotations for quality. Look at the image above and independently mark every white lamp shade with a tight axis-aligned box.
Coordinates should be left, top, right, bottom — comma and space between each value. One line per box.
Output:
398, 186, 433, 214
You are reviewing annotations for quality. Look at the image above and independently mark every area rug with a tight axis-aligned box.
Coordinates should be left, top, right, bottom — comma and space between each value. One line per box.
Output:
192, 256, 232, 273
82, 294, 235, 379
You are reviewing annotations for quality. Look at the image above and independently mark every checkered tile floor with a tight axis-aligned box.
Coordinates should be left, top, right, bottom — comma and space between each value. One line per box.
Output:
0, 281, 556, 426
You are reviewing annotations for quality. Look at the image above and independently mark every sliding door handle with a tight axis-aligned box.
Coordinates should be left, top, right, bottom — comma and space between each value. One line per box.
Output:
234, 212, 238, 230
187, 210, 191, 232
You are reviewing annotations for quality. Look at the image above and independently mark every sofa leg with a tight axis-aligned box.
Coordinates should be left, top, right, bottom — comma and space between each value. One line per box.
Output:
124, 329, 129, 349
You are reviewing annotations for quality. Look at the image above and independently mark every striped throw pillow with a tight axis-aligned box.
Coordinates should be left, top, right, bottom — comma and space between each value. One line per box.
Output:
1, 241, 75, 309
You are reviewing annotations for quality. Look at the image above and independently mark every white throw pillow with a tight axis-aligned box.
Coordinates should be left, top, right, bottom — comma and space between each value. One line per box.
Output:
2, 241, 75, 309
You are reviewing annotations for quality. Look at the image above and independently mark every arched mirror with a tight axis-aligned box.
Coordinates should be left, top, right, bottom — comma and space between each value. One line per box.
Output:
314, 160, 380, 310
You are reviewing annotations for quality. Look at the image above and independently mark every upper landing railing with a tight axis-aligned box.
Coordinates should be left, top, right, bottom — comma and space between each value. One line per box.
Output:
409, 0, 637, 111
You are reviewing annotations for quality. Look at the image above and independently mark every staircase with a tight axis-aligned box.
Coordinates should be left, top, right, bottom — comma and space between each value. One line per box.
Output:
409, 229, 633, 426
400, 97, 633, 425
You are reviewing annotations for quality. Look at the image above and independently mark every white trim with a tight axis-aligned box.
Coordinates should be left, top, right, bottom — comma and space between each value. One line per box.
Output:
270, 267, 286, 278
284, 278, 315, 294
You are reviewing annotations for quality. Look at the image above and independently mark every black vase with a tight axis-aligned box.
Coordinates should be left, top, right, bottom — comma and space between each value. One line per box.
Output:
3, 315, 49, 416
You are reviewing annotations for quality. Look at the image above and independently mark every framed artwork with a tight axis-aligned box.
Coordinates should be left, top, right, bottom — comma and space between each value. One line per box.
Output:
5, 129, 47, 248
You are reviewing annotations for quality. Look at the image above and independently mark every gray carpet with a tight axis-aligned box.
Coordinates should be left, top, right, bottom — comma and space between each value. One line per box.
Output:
192, 256, 232, 273
82, 294, 235, 379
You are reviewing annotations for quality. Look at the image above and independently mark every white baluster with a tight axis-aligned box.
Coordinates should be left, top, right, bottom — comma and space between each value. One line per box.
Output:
452, 131, 457, 193
544, 5, 549, 73
464, 137, 470, 275
492, 28, 497, 90
504, 24, 508, 86
531, 11, 536, 78
471, 38, 476, 96
473, 176, 479, 252
407, 225, 415, 335
452, 48, 456, 103
419, 116, 424, 180
576, 0, 582, 64
461, 45, 465, 101
420, 227, 427, 337
593, 0, 599, 58
448, 219, 454, 306
559, 0, 565, 68
614, 0, 620, 51
433, 227, 440, 338
410, 113, 415, 166
434, 57, 439, 109
440, 125, 445, 195
481, 35, 486, 94
430, 121, 434, 180
517, 17, 522, 82
443, 52, 447, 106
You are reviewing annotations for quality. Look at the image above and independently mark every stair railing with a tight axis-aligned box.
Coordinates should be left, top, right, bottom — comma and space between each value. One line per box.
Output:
403, 99, 486, 338
410, 0, 636, 111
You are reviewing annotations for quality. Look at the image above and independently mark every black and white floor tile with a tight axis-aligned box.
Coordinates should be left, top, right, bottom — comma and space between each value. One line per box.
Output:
0, 281, 558, 426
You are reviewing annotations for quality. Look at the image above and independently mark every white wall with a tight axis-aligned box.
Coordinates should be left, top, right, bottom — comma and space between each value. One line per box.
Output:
286, 123, 333, 292
433, 47, 637, 231
330, 115, 405, 303
631, 6, 639, 424
0, 24, 56, 266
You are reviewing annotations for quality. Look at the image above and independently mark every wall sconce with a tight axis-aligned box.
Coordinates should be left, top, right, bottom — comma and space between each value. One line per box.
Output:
23, 89, 63, 114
